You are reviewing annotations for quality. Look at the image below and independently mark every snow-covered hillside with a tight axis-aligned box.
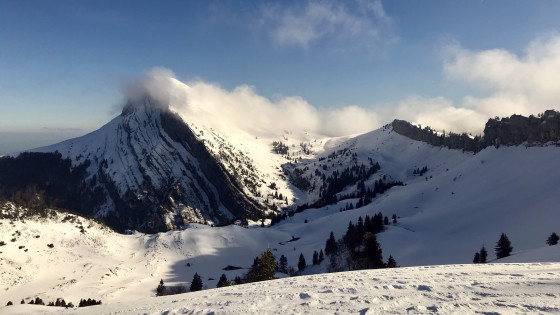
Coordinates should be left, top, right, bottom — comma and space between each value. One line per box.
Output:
3, 81, 560, 313
3, 262, 560, 314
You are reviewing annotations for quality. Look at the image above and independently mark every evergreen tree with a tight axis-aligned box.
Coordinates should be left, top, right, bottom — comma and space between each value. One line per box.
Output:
325, 231, 338, 255
156, 278, 166, 296
372, 212, 384, 234
473, 252, 480, 264
247, 248, 277, 282
312, 250, 319, 265
190, 273, 203, 292
319, 249, 324, 262
359, 232, 384, 269
217, 274, 231, 288
392, 214, 397, 224
495, 233, 513, 259
386, 255, 397, 268
343, 221, 355, 249
546, 232, 559, 246
21, 299, 25, 304
298, 253, 306, 271
278, 254, 288, 274
364, 215, 372, 233
233, 276, 243, 285
479, 246, 488, 263
259, 248, 277, 279
384, 216, 389, 225
356, 217, 364, 237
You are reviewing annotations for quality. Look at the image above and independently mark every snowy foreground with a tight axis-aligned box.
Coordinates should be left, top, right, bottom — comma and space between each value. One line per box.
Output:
4, 262, 560, 314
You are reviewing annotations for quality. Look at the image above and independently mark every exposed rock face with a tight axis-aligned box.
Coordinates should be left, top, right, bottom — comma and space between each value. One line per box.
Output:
160, 110, 265, 221
391, 120, 482, 152
392, 110, 560, 151
483, 110, 560, 146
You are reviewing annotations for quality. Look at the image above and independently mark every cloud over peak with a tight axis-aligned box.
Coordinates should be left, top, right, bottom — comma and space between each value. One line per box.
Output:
122, 35, 560, 139
123, 67, 380, 138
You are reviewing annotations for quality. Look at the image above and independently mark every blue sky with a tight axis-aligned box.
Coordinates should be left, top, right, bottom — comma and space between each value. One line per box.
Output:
1, 0, 560, 153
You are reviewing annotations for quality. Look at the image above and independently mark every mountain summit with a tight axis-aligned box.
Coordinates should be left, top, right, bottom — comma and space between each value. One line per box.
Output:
27, 97, 265, 232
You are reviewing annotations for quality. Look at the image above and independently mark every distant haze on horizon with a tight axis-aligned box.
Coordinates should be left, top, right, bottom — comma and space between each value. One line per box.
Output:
1, 0, 560, 154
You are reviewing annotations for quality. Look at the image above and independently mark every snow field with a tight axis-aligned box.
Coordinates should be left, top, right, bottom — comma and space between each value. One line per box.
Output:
4, 262, 559, 314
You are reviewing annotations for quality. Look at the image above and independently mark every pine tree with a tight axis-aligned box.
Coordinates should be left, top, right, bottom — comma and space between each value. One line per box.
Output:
156, 278, 166, 296
546, 232, 559, 246
325, 231, 338, 255
386, 255, 397, 268
495, 233, 513, 259
360, 232, 384, 269
392, 214, 397, 224
298, 253, 306, 271
258, 248, 277, 280
190, 273, 203, 292
372, 212, 384, 234
247, 248, 277, 282
479, 246, 488, 263
356, 217, 364, 237
384, 216, 389, 225
312, 250, 319, 265
319, 249, 324, 262
233, 276, 243, 285
278, 254, 288, 274
343, 221, 355, 249
217, 274, 231, 288
473, 252, 480, 264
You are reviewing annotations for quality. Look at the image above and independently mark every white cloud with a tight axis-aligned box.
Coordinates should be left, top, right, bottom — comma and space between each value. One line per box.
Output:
124, 68, 380, 138
397, 35, 560, 134
393, 96, 487, 134
123, 35, 560, 139
441, 34, 560, 126
178, 80, 381, 138
122, 67, 178, 107
262, 0, 396, 52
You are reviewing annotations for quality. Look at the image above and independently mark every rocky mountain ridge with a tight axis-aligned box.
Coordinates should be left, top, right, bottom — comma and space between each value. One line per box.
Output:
392, 109, 560, 151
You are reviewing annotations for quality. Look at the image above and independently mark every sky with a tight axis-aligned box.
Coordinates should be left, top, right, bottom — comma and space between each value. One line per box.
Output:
1, 0, 560, 154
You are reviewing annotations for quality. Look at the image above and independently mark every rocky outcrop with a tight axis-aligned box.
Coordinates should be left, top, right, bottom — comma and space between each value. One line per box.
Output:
392, 110, 560, 151
391, 120, 483, 152
483, 110, 560, 146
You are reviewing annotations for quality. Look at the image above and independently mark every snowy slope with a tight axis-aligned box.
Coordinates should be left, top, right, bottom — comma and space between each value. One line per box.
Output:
4, 94, 560, 313
3, 262, 560, 314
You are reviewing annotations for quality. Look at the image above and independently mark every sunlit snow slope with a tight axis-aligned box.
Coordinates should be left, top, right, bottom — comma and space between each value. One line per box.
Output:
2, 124, 560, 310
4, 262, 560, 314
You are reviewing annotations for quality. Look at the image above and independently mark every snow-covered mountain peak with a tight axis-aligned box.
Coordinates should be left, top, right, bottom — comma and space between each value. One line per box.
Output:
29, 95, 275, 232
